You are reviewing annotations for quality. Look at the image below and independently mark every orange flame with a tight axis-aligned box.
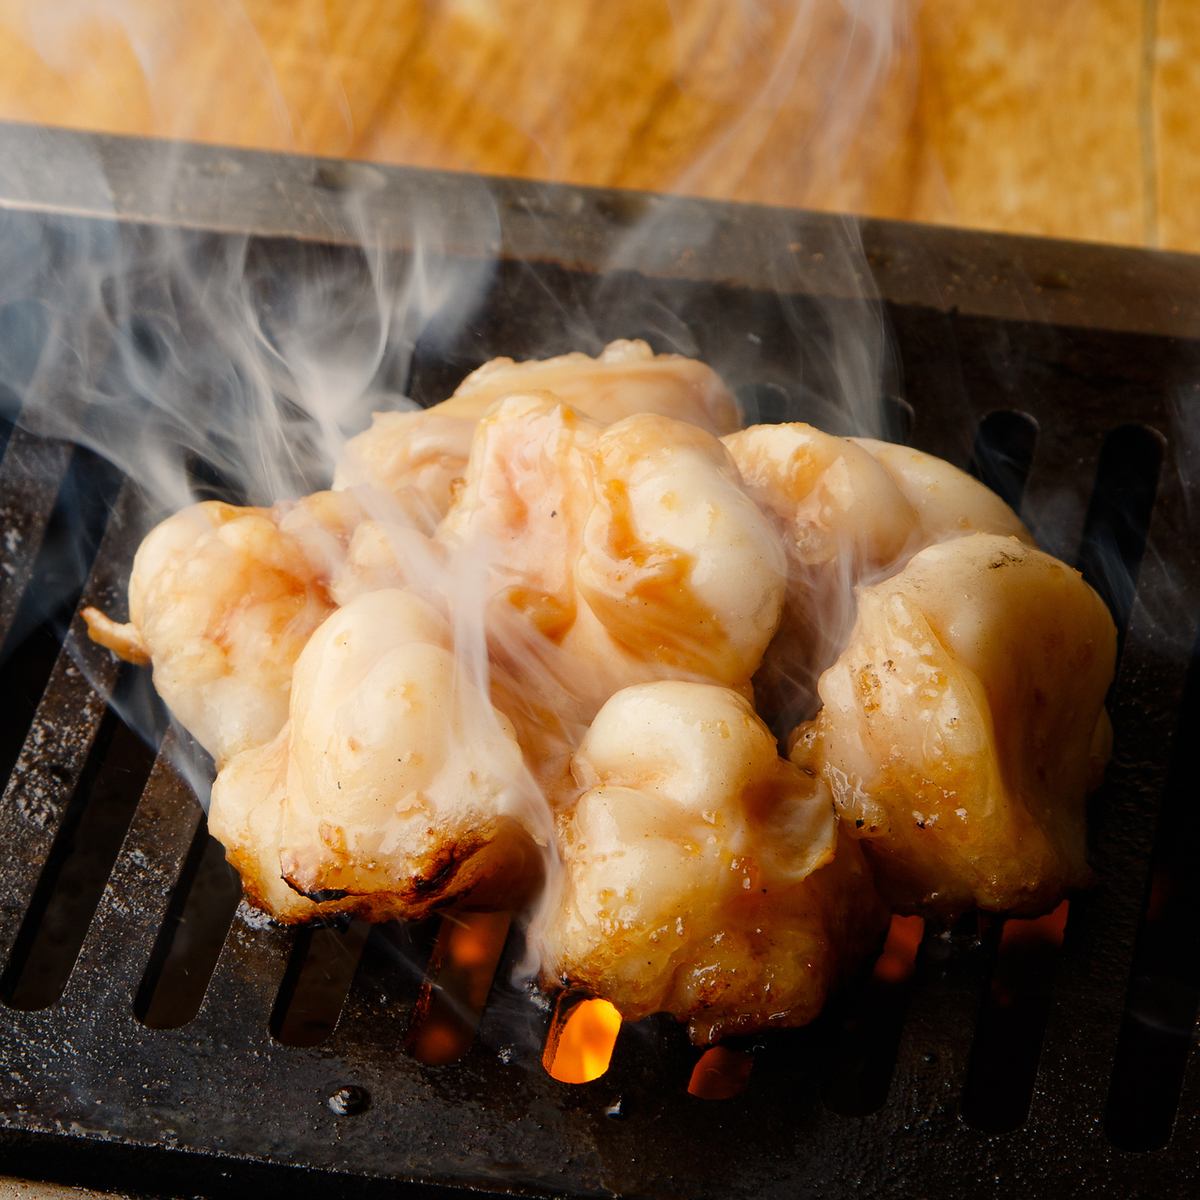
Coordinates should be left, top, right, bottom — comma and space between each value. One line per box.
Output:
872, 913, 925, 985
544, 997, 622, 1083
687, 1046, 754, 1100
406, 911, 512, 1066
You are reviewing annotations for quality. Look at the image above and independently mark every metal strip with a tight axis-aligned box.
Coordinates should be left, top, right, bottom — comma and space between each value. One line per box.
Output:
0, 483, 137, 960
1027, 504, 1196, 1140
60, 741, 203, 1015
4, 120, 1200, 339
0, 428, 71, 648
191, 894, 295, 1036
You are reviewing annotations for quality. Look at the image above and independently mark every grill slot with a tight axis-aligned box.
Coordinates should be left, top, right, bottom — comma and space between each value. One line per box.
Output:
736, 382, 792, 427
688, 1045, 755, 1100
880, 912, 998, 1132
1019, 418, 1107, 566
406, 911, 512, 1065
962, 902, 1069, 1132
968, 408, 1039, 513
1, 666, 158, 1010
822, 913, 924, 1116
2, 134, 1199, 1197
135, 824, 242, 1030
270, 921, 370, 1047
1105, 619, 1200, 1149
543, 992, 623, 1084
1076, 423, 1164, 654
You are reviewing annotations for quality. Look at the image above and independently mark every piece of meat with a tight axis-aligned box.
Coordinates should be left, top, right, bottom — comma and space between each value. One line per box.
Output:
84, 500, 336, 766
537, 681, 888, 1044
440, 338, 739, 434
333, 409, 476, 530
567, 413, 787, 697
723, 423, 1032, 729
852, 437, 1033, 546
331, 340, 739, 527
436, 394, 601, 645
207, 729, 355, 924
790, 533, 1116, 918
724, 424, 919, 575
432, 399, 786, 733
271, 588, 544, 918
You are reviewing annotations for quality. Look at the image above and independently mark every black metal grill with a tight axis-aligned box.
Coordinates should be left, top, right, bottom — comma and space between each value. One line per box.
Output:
1, 123, 1198, 1199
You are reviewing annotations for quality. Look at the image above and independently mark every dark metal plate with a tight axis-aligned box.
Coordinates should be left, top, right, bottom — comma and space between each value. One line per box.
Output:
0, 125, 1197, 1199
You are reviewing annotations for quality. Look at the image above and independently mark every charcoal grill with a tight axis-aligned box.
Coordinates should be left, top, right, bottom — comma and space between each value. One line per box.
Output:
0, 121, 1198, 1199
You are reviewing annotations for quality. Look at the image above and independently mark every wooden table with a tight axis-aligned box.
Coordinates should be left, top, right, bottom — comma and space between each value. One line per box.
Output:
0, 0, 1197, 251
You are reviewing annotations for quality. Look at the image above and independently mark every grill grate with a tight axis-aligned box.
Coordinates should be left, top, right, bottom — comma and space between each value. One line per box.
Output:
1, 125, 1199, 1199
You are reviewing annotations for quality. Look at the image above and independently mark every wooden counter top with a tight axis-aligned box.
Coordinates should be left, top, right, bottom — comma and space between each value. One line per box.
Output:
0, 1, 1195, 251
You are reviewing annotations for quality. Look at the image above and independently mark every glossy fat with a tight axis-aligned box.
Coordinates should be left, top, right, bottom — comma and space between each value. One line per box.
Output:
275, 588, 542, 916
539, 681, 887, 1043
332, 339, 739, 526
441, 338, 739, 434
571, 413, 787, 691
87, 500, 335, 766
792, 533, 1116, 917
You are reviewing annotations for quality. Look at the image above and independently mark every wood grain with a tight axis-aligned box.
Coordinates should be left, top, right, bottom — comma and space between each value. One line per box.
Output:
0, 1, 1191, 249
1154, 0, 1200, 250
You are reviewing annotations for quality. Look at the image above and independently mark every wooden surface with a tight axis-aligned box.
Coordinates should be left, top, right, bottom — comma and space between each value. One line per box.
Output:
0, 1, 1192, 250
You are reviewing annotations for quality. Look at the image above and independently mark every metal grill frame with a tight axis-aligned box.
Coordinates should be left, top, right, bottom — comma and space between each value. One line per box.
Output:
1, 121, 1198, 1199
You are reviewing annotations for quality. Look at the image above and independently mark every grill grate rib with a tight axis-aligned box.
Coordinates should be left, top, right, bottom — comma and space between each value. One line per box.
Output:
0, 430, 71, 648
1106, 625, 1200, 1148
134, 816, 241, 1030
0, 481, 140, 962
270, 921, 370, 1048
63, 743, 202, 1015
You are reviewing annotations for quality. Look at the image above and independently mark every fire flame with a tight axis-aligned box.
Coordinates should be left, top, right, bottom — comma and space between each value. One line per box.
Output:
872, 913, 924, 985
687, 1046, 754, 1100
543, 997, 622, 1084
406, 910, 511, 1065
